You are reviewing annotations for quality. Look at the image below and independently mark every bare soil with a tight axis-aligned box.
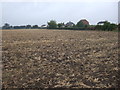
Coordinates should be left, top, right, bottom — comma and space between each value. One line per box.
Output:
2, 29, 119, 88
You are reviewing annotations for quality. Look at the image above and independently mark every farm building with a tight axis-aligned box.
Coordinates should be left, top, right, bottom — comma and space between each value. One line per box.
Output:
65, 21, 75, 27
80, 19, 89, 25
97, 21, 107, 25
41, 24, 47, 29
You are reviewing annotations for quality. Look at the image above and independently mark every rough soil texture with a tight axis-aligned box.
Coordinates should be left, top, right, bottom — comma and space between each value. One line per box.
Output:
2, 29, 119, 88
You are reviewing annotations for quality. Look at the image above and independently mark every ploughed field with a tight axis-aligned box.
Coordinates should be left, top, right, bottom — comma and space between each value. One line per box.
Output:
2, 29, 119, 88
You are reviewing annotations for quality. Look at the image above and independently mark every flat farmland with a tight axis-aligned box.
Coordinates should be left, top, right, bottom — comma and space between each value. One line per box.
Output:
2, 29, 119, 88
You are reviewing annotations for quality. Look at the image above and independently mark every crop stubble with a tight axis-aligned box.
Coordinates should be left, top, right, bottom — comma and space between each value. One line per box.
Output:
2, 29, 119, 88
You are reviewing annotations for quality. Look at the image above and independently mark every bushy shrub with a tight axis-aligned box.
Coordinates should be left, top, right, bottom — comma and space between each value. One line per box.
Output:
47, 20, 57, 29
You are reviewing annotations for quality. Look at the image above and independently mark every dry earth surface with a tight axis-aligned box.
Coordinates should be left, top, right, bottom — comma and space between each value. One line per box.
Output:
2, 29, 119, 88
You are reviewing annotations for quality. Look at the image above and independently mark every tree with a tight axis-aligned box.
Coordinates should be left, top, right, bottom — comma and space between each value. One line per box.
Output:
95, 21, 117, 31
26, 25, 31, 29
47, 20, 57, 29
13, 26, 19, 29
58, 23, 64, 28
2, 23, 11, 29
102, 21, 110, 30
109, 23, 117, 31
102, 21, 117, 31
32, 25, 38, 29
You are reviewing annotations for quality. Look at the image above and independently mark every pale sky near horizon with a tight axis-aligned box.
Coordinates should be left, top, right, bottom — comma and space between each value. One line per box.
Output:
1, 1, 118, 26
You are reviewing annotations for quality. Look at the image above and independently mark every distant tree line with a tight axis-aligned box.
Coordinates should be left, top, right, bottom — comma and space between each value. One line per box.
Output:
2, 19, 118, 31
2, 24, 39, 29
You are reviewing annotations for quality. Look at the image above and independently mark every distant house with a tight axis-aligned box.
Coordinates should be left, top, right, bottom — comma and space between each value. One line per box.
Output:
41, 24, 47, 29
65, 21, 75, 27
2, 23, 11, 29
97, 21, 107, 25
80, 19, 89, 25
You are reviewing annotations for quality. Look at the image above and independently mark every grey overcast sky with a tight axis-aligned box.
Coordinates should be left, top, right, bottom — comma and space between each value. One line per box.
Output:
1, 1, 118, 26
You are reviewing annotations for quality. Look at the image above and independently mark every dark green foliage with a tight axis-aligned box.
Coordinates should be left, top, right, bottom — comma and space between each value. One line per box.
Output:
32, 25, 39, 29
58, 23, 64, 28
13, 25, 26, 29
26, 25, 31, 29
2, 20, 117, 31
88, 25, 95, 30
102, 22, 111, 30
2, 23, 11, 29
95, 21, 117, 31
95, 25, 102, 30
108, 23, 117, 31
47, 20, 57, 29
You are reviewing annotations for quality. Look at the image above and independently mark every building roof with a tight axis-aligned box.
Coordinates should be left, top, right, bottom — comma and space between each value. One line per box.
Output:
66, 21, 75, 26
97, 21, 107, 25
80, 19, 89, 25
